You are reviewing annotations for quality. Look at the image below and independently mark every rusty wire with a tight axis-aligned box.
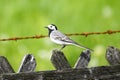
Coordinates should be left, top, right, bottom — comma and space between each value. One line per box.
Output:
0, 30, 120, 41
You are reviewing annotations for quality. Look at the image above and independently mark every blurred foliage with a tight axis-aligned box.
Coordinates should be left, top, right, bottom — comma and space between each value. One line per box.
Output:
0, 0, 120, 71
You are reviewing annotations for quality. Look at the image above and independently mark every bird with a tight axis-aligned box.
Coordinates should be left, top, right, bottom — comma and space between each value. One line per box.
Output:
45, 24, 93, 51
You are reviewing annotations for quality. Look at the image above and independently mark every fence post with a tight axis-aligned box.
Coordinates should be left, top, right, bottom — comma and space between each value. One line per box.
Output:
18, 54, 36, 72
51, 49, 71, 70
74, 49, 91, 68
0, 56, 14, 74
106, 46, 120, 65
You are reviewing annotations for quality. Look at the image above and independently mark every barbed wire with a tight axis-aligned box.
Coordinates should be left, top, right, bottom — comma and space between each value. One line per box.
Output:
0, 30, 120, 41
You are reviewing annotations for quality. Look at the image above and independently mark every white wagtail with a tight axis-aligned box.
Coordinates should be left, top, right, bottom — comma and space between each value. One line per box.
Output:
45, 24, 93, 51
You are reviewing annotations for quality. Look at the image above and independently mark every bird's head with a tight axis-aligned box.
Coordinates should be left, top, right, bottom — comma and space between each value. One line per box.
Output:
45, 24, 58, 31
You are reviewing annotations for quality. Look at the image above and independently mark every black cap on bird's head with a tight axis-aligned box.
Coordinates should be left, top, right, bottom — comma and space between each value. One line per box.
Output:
45, 24, 58, 36
45, 24, 58, 31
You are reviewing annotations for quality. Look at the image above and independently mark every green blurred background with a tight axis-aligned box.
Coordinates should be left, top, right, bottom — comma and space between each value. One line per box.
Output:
0, 0, 120, 72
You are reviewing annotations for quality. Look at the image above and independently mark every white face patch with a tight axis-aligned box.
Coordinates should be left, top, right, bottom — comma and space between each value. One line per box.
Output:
47, 24, 57, 30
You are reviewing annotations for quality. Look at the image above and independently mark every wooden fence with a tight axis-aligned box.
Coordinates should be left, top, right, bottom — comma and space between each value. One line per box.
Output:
0, 46, 120, 80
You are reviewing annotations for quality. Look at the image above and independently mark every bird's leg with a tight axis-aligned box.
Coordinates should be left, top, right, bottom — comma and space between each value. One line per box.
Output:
60, 45, 66, 50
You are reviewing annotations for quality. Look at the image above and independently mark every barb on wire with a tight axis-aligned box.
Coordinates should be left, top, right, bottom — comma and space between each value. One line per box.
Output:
0, 30, 120, 41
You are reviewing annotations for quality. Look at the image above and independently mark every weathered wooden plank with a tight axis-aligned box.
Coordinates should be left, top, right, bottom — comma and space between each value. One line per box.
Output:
106, 46, 120, 65
1, 65, 120, 80
74, 50, 91, 68
18, 54, 36, 72
51, 49, 71, 70
0, 56, 14, 74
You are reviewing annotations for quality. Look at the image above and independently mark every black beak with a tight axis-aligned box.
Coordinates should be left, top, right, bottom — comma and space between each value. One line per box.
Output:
44, 26, 48, 28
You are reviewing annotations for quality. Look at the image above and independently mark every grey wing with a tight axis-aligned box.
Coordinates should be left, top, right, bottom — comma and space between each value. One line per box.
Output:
51, 31, 93, 51
51, 30, 75, 43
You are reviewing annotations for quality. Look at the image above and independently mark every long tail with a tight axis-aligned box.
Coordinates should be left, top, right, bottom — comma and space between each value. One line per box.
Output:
72, 42, 93, 52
